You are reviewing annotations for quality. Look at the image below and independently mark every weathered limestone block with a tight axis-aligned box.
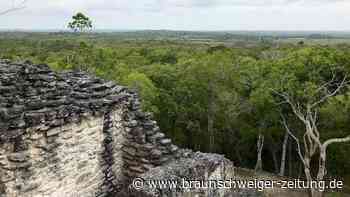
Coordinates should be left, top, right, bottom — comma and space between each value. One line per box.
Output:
128, 151, 237, 197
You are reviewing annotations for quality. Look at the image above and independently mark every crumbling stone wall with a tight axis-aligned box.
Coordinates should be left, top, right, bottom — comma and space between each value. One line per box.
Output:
0, 60, 180, 197
0, 60, 241, 197
1, 115, 107, 197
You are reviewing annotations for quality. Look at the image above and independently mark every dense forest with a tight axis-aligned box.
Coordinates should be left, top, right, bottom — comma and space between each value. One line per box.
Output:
1, 32, 350, 194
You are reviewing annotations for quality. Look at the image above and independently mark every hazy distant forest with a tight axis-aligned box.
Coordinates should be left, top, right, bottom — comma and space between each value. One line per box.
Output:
2, 10, 350, 196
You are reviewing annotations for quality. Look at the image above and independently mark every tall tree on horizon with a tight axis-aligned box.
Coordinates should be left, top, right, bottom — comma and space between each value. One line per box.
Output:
67, 12, 93, 33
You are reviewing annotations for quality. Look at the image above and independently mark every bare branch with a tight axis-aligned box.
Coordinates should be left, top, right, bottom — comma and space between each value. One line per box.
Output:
272, 89, 306, 123
303, 132, 309, 156
0, 0, 27, 15
310, 110, 320, 139
280, 114, 306, 165
310, 76, 348, 108
314, 73, 336, 94
323, 135, 350, 149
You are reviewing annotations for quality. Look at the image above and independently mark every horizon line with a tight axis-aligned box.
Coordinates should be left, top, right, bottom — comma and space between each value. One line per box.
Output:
1, 28, 350, 33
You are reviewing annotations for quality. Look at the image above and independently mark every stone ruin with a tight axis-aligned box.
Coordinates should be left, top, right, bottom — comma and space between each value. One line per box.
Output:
0, 60, 241, 197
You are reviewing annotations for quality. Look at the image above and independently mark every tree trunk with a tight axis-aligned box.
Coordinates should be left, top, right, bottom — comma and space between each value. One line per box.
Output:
235, 143, 243, 165
255, 134, 264, 172
269, 144, 279, 174
279, 131, 289, 176
317, 147, 327, 181
313, 147, 327, 197
303, 156, 324, 197
208, 80, 215, 152
304, 157, 314, 197
310, 186, 324, 197
288, 140, 293, 177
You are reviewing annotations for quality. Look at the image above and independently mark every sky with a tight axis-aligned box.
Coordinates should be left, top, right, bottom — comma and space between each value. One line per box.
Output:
0, 0, 350, 31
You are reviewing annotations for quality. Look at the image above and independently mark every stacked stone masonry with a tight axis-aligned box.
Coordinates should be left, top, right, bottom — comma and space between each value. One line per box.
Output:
0, 60, 238, 197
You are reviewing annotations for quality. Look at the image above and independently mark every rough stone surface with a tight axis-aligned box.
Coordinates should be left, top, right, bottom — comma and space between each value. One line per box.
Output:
0, 60, 248, 197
